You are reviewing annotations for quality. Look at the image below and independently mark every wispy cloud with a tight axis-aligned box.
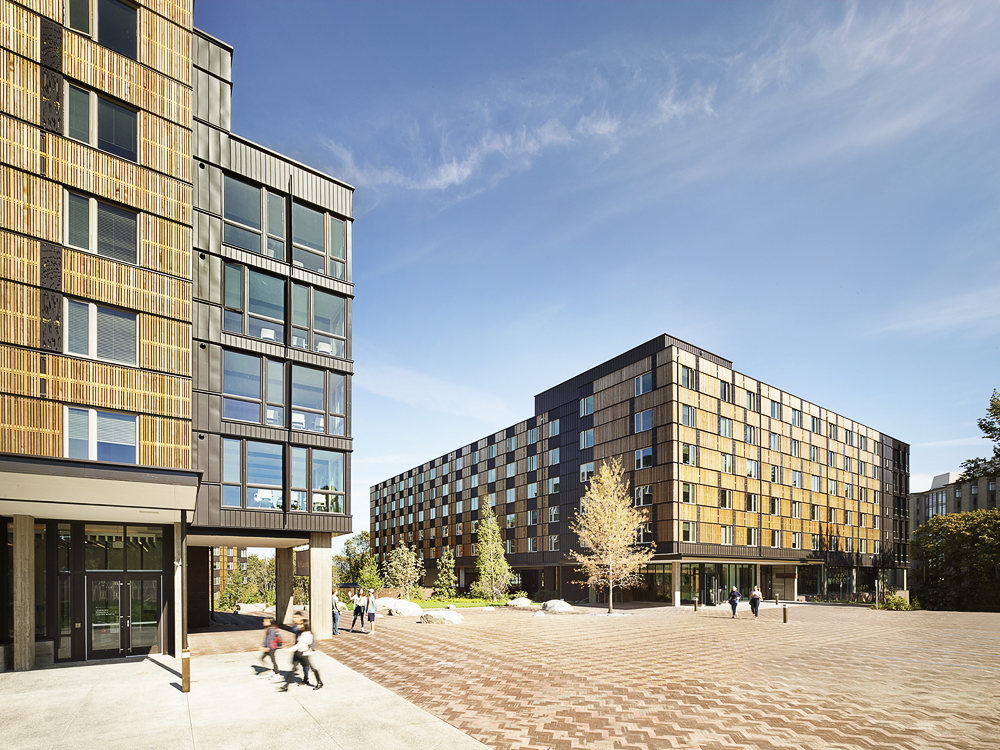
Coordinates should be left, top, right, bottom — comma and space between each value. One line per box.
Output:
913, 436, 987, 449
354, 363, 518, 426
320, 2, 1000, 206
877, 284, 1000, 337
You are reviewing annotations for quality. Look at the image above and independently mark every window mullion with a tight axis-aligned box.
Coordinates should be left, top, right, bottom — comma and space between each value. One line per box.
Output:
88, 301, 97, 359
88, 408, 97, 460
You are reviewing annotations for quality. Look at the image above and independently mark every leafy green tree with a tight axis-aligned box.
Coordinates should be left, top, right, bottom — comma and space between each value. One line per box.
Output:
568, 456, 655, 613
356, 550, 384, 592
959, 390, 1000, 481
245, 554, 276, 606
470, 501, 512, 601
911, 509, 1000, 611
336, 531, 372, 584
383, 544, 424, 599
435, 546, 457, 600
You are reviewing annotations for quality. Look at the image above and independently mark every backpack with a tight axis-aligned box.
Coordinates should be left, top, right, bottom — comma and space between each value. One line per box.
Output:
267, 628, 283, 649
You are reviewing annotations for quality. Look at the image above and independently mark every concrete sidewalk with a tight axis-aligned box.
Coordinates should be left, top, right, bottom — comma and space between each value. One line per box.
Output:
0, 649, 487, 750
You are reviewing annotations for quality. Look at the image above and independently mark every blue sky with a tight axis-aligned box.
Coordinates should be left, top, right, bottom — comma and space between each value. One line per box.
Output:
195, 1, 1000, 547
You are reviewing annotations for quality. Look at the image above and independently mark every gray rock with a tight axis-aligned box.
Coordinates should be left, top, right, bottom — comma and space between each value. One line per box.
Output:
446, 604, 456, 610
506, 597, 532, 607
533, 611, 546, 617
420, 610, 464, 625
541, 599, 573, 613
384, 599, 423, 617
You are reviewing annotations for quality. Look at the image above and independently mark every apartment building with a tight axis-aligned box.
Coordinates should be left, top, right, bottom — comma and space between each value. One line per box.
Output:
371, 335, 910, 605
910, 472, 998, 533
1, 1, 352, 671
212, 545, 246, 600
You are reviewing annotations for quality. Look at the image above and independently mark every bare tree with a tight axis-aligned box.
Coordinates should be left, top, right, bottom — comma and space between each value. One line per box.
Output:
569, 456, 655, 613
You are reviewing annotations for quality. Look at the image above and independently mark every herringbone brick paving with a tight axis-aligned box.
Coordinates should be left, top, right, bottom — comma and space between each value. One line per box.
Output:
190, 603, 999, 749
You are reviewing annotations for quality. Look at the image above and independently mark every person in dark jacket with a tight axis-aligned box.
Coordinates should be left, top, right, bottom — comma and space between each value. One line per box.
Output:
257, 618, 281, 679
727, 586, 743, 618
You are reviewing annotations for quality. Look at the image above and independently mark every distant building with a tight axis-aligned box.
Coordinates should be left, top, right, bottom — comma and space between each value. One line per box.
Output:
910, 473, 998, 533
371, 335, 911, 606
212, 546, 248, 600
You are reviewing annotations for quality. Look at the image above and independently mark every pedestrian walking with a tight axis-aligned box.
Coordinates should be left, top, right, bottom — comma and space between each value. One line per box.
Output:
350, 589, 367, 632
332, 588, 346, 635
281, 623, 323, 692
365, 588, 378, 635
258, 617, 282, 680
727, 586, 742, 618
290, 611, 310, 685
749, 585, 763, 620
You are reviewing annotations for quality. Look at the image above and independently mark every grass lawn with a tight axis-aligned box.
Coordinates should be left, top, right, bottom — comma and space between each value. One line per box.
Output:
416, 598, 512, 609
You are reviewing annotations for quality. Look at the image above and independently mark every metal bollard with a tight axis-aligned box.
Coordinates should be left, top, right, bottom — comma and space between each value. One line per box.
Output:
694, 599, 699, 612
782, 605, 788, 624
182, 648, 191, 692
774, 596, 779, 607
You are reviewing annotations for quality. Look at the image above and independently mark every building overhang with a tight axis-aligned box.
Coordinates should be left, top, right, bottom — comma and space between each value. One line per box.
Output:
0, 454, 200, 525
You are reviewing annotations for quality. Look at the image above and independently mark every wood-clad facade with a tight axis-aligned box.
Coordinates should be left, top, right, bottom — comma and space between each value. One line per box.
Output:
372, 335, 911, 604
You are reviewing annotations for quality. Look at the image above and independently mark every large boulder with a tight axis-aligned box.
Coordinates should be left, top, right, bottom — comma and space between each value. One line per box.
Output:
541, 599, 573, 613
385, 599, 423, 617
420, 609, 464, 625
506, 597, 532, 607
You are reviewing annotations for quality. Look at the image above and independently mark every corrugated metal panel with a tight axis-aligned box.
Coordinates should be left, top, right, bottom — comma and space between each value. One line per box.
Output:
289, 265, 353, 296
286, 346, 353, 374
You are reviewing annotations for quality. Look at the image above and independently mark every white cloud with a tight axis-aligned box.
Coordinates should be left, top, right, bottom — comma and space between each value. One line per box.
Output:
913, 436, 987, 449
354, 363, 518, 426
877, 285, 1000, 337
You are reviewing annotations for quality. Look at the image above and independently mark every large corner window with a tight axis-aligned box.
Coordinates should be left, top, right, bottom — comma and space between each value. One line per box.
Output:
291, 365, 347, 436
223, 176, 285, 259
64, 298, 137, 365
66, 0, 137, 60
222, 351, 285, 426
65, 406, 137, 463
291, 284, 347, 357
223, 263, 286, 343
222, 438, 283, 510
66, 83, 137, 161
290, 447, 346, 513
292, 202, 346, 279
65, 191, 138, 264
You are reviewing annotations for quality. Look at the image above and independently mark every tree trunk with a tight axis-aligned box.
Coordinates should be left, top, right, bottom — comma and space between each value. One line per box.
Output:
608, 580, 614, 614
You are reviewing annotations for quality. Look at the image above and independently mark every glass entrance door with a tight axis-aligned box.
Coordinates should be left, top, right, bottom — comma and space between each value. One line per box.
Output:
127, 577, 160, 655
87, 575, 161, 658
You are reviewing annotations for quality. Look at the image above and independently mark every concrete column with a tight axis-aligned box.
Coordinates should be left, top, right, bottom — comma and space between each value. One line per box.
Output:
672, 561, 681, 607
172, 522, 184, 657
275, 548, 295, 626
850, 566, 857, 596
793, 568, 798, 602
13, 515, 35, 672
309, 533, 333, 639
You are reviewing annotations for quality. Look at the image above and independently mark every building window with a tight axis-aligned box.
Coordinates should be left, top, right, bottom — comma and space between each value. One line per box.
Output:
770, 529, 780, 547
505, 539, 515, 554
527, 428, 537, 444
634, 485, 652, 506
828, 422, 838, 441
859, 538, 868, 554
745, 425, 757, 445
292, 201, 347, 279
828, 507, 837, 523
66, 0, 137, 59
681, 405, 696, 427
66, 83, 137, 161
505, 462, 515, 479
745, 493, 758, 512
769, 432, 781, 451
635, 410, 652, 433
721, 453, 734, 473
791, 409, 802, 427
720, 525, 733, 545
580, 462, 595, 483
291, 284, 347, 357
635, 447, 653, 470
526, 455, 538, 472
289, 446, 346, 513
811, 504, 820, 521
828, 479, 837, 495
526, 537, 538, 553
547, 419, 560, 437
844, 484, 854, 500
811, 475, 821, 492
680, 365, 694, 389
487, 468, 497, 483
746, 459, 760, 479
718, 416, 732, 437
222, 351, 284, 426
844, 430, 854, 447
811, 534, 820, 551
580, 395, 594, 417
222, 438, 283, 510
811, 416, 822, 433
747, 391, 758, 411
546, 534, 559, 551
845, 510, 853, 526
635, 371, 652, 396
769, 497, 779, 514
64, 299, 137, 365
791, 501, 801, 519
770, 400, 782, 420
548, 448, 560, 465
681, 483, 695, 503
527, 482, 538, 499
223, 264, 285, 342
790, 439, 800, 458
791, 470, 802, 488
636, 523, 653, 544
506, 436, 517, 453
681, 444, 696, 466
548, 477, 561, 494
769, 465, 781, 483
223, 176, 284, 259
720, 382, 733, 403
65, 191, 138, 264
719, 489, 733, 509
791, 532, 802, 549
682, 521, 696, 542
291, 365, 347, 435
548, 505, 560, 523
65, 407, 137, 463
580, 429, 594, 449
747, 528, 759, 546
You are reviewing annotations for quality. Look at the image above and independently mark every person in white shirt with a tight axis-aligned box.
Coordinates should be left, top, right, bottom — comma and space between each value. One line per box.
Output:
350, 590, 367, 632
281, 623, 322, 691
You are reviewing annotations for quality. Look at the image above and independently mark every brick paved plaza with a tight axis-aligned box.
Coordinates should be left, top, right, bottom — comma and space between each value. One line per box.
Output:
190, 603, 998, 750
